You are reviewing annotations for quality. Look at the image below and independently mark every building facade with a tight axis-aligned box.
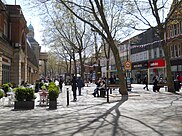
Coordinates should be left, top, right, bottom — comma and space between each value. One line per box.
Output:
0, 1, 41, 86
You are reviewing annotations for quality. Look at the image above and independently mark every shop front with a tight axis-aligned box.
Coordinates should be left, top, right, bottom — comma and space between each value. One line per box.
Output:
131, 61, 148, 84
148, 58, 166, 83
171, 57, 182, 79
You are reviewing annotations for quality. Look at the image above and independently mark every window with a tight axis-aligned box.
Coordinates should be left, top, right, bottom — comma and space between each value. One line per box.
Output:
3, 20, 8, 37
180, 21, 182, 34
149, 50, 152, 59
144, 52, 147, 60
2, 65, 10, 84
180, 44, 182, 57
176, 23, 180, 35
159, 47, 163, 57
170, 45, 174, 58
154, 48, 157, 58
174, 24, 177, 35
136, 54, 138, 61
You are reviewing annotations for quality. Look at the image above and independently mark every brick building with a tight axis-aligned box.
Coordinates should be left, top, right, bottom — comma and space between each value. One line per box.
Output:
0, 1, 41, 86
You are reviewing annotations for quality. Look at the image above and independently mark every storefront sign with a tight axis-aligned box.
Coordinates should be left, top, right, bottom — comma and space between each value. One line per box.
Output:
148, 59, 165, 68
132, 61, 148, 70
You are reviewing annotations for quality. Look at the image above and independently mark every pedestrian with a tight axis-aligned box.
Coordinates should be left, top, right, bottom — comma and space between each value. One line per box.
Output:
71, 76, 77, 101
92, 78, 102, 97
77, 76, 84, 96
59, 76, 63, 93
109, 75, 115, 84
153, 76, 159, 92
143, 74, 149, 91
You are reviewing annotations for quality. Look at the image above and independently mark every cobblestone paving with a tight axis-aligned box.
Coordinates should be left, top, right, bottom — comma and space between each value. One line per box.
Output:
0, 84, 182, 136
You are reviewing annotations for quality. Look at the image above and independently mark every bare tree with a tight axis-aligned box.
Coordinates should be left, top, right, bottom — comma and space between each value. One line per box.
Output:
56, 0, 136, 95
125, 0, 182, 92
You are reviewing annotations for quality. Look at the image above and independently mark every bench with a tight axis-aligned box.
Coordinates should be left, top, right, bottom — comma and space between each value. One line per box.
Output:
154, 83, 166, 92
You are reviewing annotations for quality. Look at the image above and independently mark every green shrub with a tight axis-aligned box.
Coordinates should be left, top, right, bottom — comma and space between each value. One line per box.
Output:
7, 83, 13, 88
41, 85, 47, 90
0, 89, 5, 99
2, 84, 10, 96
14, 87, 35, 101
48, 82, 59, 101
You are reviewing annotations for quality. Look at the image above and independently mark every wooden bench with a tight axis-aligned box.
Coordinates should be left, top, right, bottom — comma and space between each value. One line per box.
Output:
154, 83, 167, 92
107, 84, 120, 94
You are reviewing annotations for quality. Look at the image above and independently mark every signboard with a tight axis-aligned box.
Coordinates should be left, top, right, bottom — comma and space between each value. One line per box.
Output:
132, 61, 148, 70
124, 61, 132, 70
148, 59, 165, 68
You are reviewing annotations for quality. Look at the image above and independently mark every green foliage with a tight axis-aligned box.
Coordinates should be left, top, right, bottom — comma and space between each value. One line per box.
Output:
14, 87, 35, 101
41, 85, 47, 90
0, 89, 5, 99
7, 82, 13, 88
2, 84, 10, 94
48, 82, 59, 101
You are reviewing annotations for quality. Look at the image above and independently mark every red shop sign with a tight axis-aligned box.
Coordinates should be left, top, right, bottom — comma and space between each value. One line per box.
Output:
148, 59, 166, 68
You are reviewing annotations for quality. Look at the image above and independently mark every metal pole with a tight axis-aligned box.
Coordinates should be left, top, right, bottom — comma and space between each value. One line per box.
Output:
107, 88, 109, 103
67, 88, 69, 106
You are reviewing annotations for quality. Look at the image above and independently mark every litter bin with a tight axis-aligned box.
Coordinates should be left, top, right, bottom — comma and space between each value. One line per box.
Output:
174, 80, 180, 91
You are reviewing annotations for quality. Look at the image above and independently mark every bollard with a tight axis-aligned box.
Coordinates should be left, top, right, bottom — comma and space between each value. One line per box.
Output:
107, 88, 109, 103
110, 88, 112, 94
67, 88, 69, 106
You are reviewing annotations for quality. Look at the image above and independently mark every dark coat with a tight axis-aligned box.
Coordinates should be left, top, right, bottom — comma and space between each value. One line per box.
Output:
77, 78, 84, 88
71, 77, 77, 92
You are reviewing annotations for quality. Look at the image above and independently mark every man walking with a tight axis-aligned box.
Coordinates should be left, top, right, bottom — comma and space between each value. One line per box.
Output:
71, 76, 77, 101
77, 76, 84, 96
143, 74, 149, 91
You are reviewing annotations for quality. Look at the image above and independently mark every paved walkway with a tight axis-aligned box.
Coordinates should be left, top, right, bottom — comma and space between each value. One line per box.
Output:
0, 84, 182, 136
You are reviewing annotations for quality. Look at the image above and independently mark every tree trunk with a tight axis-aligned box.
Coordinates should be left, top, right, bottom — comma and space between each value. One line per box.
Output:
163, 41, 175, 92
78, 51, 85, 79
161, 30, 175, 92
107, 36, 128, 95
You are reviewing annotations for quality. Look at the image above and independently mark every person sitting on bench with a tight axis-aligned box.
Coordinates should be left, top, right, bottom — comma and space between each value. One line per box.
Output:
92, 79, 105, 97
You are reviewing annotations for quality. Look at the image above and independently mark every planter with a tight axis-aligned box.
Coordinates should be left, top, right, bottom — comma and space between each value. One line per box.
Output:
14, 101, 34, 110
49, 101, 57, 109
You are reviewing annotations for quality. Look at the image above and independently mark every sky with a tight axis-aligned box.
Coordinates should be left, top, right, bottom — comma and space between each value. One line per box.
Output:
4, 0, 47, 52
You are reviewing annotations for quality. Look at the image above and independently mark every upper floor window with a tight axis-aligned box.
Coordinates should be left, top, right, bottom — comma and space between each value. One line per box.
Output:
3, 20, 8, 37
154, 48, 157, 58
174, 44, 180, 57
149, 50, 152, 59
159, 47, 163, 57
180, 21, 182, 34
174, 24, 177, 35
170, 45, 174, 58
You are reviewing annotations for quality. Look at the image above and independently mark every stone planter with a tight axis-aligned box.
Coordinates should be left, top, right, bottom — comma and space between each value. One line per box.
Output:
49, 100, 57, 109
14, 101, 35, 110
